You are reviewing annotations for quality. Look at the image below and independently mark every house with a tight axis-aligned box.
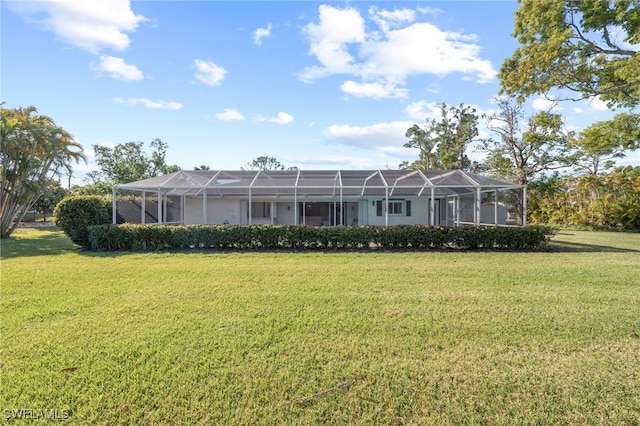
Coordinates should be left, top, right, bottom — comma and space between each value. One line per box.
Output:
112, 169, 526, 227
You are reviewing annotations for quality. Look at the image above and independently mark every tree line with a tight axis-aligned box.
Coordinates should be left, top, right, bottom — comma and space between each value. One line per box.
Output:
1, 1, 639, 237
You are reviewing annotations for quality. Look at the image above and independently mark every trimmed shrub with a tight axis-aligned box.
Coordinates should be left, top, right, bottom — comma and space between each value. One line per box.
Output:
54, 195, 112, 249
86, 224, 556, 252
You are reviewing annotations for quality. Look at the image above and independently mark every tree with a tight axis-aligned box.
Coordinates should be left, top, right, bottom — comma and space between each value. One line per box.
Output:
435, 103, 479, 170
242, 156, 285, 171
401, 103, 479, 170
483, 99, 573, 185
481, 99, 573, 224
194, 164, 210, 171
92, 138, 180, 185
528, 167, 640, 230
567, 113, 639, 176
1, 106, 85, 238
400, 124, 440, 170
500, 0, 640, 108
32, 181, 67, 222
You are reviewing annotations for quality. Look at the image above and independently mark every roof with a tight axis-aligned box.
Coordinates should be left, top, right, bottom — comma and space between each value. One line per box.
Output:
115, 169, 522, 198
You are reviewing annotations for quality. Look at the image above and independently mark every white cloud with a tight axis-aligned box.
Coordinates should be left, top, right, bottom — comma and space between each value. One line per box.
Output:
194, 59, 227, 86
417, 6, 444, 16
532, 96, 562, 111
369, 6, 416, 33
213, 108, 245, 121
91, 55, 144, 81
404, 101, 442, 121
323, 120, 413, 151
587, 96, 609, 111
253, 23, 272, 45
299, 5, 366, 82
114, 97, 183, 110
340, 80, 408, 99
299, 5, 497, 98
259, 112, 294, 125
8, 0, 145, 53
360, 22, 495, 83
290, 154, 383, 169
426, 84, 440, 94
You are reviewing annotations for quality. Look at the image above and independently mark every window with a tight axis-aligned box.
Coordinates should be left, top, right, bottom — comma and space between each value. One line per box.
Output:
376, 199, 409, 216
251, 202, 270, 218
388, 200, 403, 215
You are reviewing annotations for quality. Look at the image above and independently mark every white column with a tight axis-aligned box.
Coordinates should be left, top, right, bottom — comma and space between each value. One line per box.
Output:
445, 196, 449, 227
294, 190, 298, 225
157, 190, 162, 224
475, 187, 481, 226
384, 188, 389, 226
112, 186, 117, 224
203, 191, 207, 225
163, 194, 167, 223
181, 195, 185, 225
430, 186, 435, 226
248, 188, 252, 225
141, 191, 146, 224
270, 201, 274, 224
522, 185, 527, 227
494, 189, 499, 226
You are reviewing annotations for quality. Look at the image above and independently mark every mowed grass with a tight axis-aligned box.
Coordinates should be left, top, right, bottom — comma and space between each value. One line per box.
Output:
1, 228, 639, 425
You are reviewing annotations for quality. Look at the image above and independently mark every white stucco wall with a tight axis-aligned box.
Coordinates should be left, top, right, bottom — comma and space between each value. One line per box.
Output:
184, 198, 241, 225
182, 197, 451, 226
366, 198, 441, 226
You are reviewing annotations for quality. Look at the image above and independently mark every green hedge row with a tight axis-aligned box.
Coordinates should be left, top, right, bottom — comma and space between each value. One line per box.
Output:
87, 224, 555, 252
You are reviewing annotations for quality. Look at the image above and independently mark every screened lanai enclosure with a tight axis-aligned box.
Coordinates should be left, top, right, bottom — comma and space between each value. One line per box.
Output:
113, 169, 527, 227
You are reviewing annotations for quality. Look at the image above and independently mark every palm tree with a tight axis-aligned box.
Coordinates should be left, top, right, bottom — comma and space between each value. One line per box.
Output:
1, 106, 85, 237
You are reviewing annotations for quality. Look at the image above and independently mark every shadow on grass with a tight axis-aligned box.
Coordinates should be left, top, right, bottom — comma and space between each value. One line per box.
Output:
0, 227, 79, 259
549, 233, 640, 253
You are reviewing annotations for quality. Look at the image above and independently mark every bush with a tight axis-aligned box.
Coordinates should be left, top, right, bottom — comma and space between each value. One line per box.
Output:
54, 196, 112, 249
86, 224, 556, 252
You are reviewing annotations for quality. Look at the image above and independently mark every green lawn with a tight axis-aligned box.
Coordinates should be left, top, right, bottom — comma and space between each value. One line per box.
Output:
1, 228, 639, 425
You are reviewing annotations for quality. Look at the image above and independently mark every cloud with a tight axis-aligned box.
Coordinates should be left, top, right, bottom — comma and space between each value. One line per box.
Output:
340, 80, 408, 99
404, 101, 442, 121
323, 120, 413, 152
289, 154, 383, 169
114, 97, 183, 110
587, 96, 609, 111
194, 59, 227, 86
299, 5, 366, 82
360, 22, 495, 83
212, 108, 245, 121
257, 112, 294, 125
299, 5, 496, 99
369, 6, 416, 33
8, 0, 145, 53
91, 55, 144, 81
253, 23, 272, 45
426, 84, 440, 94
532, 96, 562, 111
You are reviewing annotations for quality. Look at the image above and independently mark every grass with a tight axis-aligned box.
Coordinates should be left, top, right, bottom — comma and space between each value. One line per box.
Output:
1, 227, 639, 425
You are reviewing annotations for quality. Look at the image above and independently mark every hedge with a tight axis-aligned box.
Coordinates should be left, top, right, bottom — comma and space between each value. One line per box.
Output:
87, 224, 555, 252
54, 195, 112, 248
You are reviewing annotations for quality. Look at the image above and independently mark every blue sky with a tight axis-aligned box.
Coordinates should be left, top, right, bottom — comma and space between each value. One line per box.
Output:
2, 0, 630, 184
